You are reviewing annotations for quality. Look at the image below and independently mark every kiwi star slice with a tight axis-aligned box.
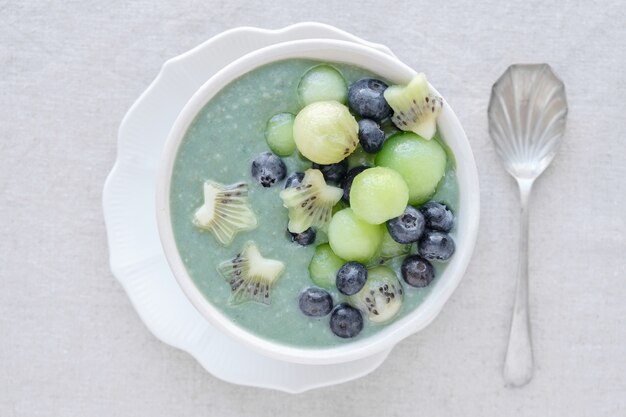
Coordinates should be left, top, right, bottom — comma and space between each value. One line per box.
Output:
383, 73, 443, 140
279, 169, 343, 234
217, 241, 285, 305
193, 180, 257, 246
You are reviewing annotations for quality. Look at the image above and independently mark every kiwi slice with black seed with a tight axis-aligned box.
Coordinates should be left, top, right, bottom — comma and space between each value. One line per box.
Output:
350, 265, 404, 323
384, 73, 443, 140
193, 181, 257, 246
279, 169, 343, 234
217, 241, 285, 305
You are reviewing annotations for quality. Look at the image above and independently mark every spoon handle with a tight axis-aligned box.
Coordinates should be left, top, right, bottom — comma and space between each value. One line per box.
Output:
503, 178, 534, 387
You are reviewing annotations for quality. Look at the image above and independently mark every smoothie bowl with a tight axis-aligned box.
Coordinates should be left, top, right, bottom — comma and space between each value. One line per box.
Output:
156, 39, 479, 365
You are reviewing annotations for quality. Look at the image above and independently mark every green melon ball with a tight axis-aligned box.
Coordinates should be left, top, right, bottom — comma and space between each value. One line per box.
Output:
375, 132, 447, 205
328, 208, 383, 263
293, 101, 359, 165
380, 227, 411, 259
265, 112, 296, 156
349, 167, 409, 224
298, 65, 348, 106
308, 243, 345, 289
346, 145, 376, 169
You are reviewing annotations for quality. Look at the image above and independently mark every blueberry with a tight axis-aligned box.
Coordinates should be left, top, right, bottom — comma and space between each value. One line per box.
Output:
386, 206, 426, 244
251, 152, 286, 187
348, 78, 393, 122
299, 287, 333, 317
284, 172, 305, 189
401, 255, 435, 288
420, 201, 454, 232
358, 119, 385, 153
289, 227, 316, 246
340, 166, 368, 203
419, 230, 455, 261
329, 303, 363, 338
336, 261, 368, 295
312, 160, 348, 184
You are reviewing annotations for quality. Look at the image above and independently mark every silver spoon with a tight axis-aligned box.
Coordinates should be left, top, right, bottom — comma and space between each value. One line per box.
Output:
487, 64, 568, 387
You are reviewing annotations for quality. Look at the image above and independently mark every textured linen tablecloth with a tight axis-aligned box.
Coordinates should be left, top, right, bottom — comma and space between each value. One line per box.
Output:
1, 1, 625, 416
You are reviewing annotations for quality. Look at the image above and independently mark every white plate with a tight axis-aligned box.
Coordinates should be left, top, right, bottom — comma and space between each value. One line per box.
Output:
102, 22, 397, 394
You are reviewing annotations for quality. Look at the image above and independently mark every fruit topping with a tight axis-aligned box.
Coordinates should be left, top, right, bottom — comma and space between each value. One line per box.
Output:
279, 169, 343, 233
349, 167, 409, 224
217, 241, 285, 305
284, 171, 305, 189
346, 145, 376, 169
312, 159, 348, 184
386, 205, 426, 244
358, 119, 385, 153
340, 165, 368, 203
420, 201, 455, 232
299, 287, 334, 317
401, 255, 435, 288
251, 152, 287, 187
193, 181, 257, 246
375, 132, 447, 205
380, 118, 400, 138
265, 113, 296, 157
288, 227, 316, 246
308, 243, 345, 289
347, 78, 393, 121
380, 227, 411, 259
293, 101, 359, 164
336, 261, 368, 296
350, 265, 403, 323
383, 73, 443, 140
418, 230, 455, 261
328, 208, 383, 263
298, 65, 348, 106
332, 199, 349, 215
330, 304, 363, 338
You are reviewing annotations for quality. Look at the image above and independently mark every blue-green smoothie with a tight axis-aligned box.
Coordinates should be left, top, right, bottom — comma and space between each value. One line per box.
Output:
170, 59, 459, 348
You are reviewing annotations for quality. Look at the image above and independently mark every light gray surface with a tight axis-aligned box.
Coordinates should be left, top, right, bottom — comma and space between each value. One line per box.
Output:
1, 1, 625, 415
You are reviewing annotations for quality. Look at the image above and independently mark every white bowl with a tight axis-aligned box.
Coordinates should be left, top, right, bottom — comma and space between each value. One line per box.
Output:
156, 38, 479, 365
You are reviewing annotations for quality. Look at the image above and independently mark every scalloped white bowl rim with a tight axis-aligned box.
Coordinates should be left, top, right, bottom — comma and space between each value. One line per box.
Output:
156, 38, 480, 365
